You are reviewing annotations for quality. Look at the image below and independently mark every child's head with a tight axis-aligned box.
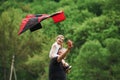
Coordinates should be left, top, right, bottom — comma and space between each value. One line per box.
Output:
56, 35, 64, 45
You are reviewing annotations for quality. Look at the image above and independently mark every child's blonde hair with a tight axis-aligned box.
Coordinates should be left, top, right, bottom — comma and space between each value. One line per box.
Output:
56, 35, 64, 40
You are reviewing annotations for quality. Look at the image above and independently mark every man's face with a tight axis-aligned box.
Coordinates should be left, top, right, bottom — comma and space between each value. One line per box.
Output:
58, 49, 62, 55
58, 48, 66, 55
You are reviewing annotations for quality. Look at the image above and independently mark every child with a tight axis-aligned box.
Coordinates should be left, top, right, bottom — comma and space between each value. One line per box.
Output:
49, 35, 64, 59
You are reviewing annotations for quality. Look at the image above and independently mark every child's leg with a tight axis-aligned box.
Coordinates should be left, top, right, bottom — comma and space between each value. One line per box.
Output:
62, 59, 72, 73
62, 59, 69, 67
65, 65, 72, 73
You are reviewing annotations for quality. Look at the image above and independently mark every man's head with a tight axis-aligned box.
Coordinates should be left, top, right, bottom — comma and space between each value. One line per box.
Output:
56, 35, 64, 45
58, 48, 66, 55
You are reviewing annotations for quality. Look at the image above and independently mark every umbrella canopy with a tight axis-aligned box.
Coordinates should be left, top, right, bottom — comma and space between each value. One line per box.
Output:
50, 11, 66, 23
18, 11, 66, 35
18, 14, 50, 35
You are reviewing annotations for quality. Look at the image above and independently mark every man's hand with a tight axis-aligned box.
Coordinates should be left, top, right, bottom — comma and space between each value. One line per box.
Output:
67, 40, 73, 48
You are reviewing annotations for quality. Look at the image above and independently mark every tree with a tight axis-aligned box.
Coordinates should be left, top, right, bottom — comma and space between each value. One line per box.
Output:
70, 40, 109, 80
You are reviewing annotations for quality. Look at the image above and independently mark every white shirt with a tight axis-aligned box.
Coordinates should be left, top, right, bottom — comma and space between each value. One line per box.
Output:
49, 42, 61, 58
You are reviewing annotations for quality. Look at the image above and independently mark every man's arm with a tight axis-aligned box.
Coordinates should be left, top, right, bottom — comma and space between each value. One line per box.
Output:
57, 40, 73, 62
57, 48, 71, 62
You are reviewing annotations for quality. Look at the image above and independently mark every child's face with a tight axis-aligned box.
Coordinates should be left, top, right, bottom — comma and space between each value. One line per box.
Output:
57, 37, 64, 45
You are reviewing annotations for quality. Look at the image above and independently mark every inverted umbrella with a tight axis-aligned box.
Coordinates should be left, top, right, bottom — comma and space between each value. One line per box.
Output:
18, 11, 66, 35
18, 14, 50, 35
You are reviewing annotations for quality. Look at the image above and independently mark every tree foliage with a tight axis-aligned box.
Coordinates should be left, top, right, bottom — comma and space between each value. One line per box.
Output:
0, 0, 120, 80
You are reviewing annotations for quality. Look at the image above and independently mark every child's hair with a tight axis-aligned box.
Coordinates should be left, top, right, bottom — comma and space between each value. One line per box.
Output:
56, 35, 64, 40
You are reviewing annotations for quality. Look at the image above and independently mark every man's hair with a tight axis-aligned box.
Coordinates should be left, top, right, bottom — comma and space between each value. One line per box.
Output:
58, 48, 66, 53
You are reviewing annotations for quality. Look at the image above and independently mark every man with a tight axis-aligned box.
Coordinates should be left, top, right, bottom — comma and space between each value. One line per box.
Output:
49, 35, 73, 80
58, 48, 72, 73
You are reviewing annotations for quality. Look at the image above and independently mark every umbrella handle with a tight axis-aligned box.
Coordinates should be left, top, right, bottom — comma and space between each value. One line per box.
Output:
50, 10, 63, 17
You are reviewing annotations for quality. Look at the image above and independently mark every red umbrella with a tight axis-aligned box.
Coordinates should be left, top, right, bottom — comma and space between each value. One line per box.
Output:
18, 11, 66, 35
18, 14, 50, 35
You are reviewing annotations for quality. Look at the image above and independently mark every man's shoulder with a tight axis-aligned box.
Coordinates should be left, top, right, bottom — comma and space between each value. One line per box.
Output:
50, 56, 60, 64
51, 56, 58, 61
